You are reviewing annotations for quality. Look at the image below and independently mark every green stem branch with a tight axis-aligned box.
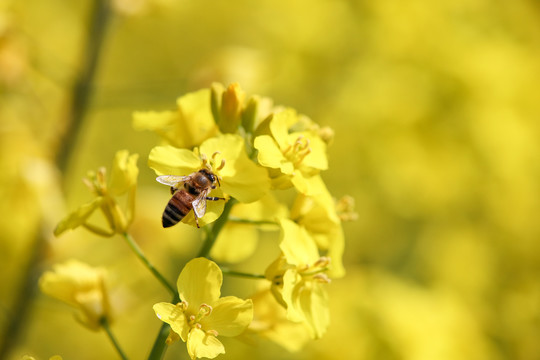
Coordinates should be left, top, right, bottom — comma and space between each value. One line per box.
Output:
121, 232, 176, 295
220, 268, 266, 279
227, 216, 279, 226
101, 317, 129, 360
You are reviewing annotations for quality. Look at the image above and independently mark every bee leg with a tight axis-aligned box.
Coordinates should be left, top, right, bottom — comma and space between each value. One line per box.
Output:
205, 197, 226, 201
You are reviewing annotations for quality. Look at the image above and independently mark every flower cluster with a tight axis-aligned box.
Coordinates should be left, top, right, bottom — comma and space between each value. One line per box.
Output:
44, 83, 352, 359
137, 83, 350, 354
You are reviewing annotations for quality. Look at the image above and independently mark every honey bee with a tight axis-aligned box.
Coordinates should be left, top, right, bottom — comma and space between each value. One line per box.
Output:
156, 169, 225, 228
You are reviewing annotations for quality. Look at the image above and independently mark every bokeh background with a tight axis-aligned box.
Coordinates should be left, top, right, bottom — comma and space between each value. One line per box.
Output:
2, 0, 540, 359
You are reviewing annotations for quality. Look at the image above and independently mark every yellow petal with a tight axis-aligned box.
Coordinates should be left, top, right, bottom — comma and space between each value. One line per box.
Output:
134, 89, 219, 148
299, 282, 329, 339
202, 297, 253, 337
109, 150, 139, 196
269, 109, 296, 150
254, 135, 293, 174
279, 219, 320, 267
174, 88, 219, 148
54, 197, 104, 236
186, 328, 225, 360
201, 134, 270, 203
325, 226, 346, 279
148, 145, 202, 176
153, 302, 189, 341
281, 270, 304, 323
178, 258, 222, 306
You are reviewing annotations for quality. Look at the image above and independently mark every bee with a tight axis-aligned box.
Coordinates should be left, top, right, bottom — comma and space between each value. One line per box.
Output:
156, 168, 225, 228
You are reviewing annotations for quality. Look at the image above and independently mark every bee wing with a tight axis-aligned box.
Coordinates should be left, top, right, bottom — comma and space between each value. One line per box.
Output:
156, 175, 192, 187
192, 189, 210, 219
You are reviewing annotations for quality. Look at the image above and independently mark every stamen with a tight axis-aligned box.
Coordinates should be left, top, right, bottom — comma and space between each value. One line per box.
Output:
217, 159, 226, 171
294, 147, 311, 165
314, 256, 331, 268
200, 153, 208, 167
282, 144, 292, 155
206, 329, 219, 337
97, 167, 107, 187
313, 273, 331, 284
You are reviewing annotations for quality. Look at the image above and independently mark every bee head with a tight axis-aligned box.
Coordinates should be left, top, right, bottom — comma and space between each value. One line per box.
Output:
198, 169, 221, 188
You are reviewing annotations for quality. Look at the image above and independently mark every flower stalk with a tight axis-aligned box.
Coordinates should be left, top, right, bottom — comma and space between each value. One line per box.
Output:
121, 232, 176, 296
101, 317, 129, 360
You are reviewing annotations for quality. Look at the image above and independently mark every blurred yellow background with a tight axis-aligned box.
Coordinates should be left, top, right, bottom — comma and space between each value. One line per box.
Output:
2, 0, 540, 359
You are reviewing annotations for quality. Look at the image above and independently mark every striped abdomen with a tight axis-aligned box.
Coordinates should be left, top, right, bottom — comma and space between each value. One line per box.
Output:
162, 190, 196, 228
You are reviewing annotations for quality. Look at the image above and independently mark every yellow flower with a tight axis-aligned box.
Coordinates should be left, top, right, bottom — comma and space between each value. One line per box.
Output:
153, 258, 253, 360
265, 219, 331, 339
148, 134, 270, 227
248, 287, 311, 352
290, 176, 346, 278
54, 150, 138, 237
253, 109, 328, 195
133, 88, 219, 149
39, 260, 111, 331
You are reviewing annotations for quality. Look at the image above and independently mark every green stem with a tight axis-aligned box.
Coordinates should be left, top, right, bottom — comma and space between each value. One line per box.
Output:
196, 198, 237, 258
227, 216, 279, 226
56, 0, 112, 172
220, 268, 266, 279
121, 232, 176, 295
101, 317, 129, 360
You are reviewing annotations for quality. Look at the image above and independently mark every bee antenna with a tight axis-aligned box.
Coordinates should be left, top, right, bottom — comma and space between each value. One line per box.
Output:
216, 176, 221, 187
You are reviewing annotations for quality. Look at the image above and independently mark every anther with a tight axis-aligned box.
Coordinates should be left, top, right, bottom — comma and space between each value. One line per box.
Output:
217, 159, 226, 170
313, 273, 331, 283
314, 256, 331, 268
206, 329, 219, 337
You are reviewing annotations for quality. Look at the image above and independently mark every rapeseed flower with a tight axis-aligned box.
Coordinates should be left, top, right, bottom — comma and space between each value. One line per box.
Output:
265, 219, 331, 339
153, 258, 253, 359
39, 259, 111, 330
290, 176, 346, 278
253, 109, 328, 196
54, 150, 138, 237
248, 287, 311, 352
